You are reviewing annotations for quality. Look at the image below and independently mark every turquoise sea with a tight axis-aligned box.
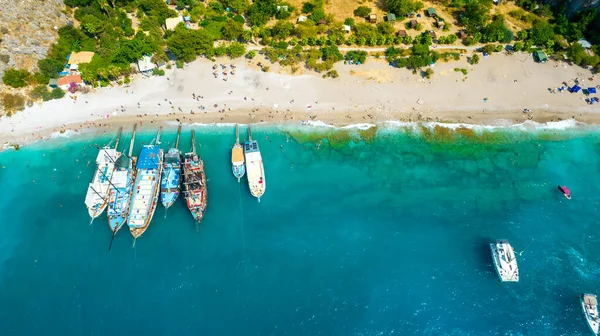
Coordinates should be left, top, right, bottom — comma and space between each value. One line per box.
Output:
1, 122, 600, 335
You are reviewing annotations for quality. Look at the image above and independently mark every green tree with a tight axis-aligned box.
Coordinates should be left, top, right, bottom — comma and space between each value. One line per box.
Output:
309, 8, 325, 23
353, 6, 372, 17
2, 69, 30, 88
37, 59, 64, 78
470, 53, 480, 64
271, 21, 295, 40
461, 0, 493, 34
227, 42, 246, 58
247, 0, 277, 27
221, 0, 250, 13
51, 87, 66, 100
385, 0, 423, 17
246, 50, 257, 59
529, 20, 555, 46
167, 26, 215, 62
377, 22, 395, 36
80, 14, 105, 36
221, 20, 244, 40
344, 18, 356, 27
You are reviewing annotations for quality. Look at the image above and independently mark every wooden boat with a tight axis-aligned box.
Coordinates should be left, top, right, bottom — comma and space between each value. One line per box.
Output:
231, 124, 245, 182
127, 128, 164, 242
182, 130, 208, 231
107, 125, 137, 250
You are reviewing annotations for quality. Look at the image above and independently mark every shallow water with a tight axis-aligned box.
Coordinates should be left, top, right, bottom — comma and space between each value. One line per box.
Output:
1, 124, 599, 335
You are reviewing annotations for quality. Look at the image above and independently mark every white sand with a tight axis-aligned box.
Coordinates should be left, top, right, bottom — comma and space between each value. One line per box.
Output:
1, 52, 599, 145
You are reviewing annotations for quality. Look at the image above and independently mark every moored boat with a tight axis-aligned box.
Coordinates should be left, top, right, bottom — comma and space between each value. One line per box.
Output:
490, 239, 519, 282
582, 294, 600, 335
244, 126, 266, 201
107, 125, 137, 250
127, 128, 164, 241
160, 125, 182, 211
182, 130, 208, 231
85, 129, 122, 223
231, 124, 245, 182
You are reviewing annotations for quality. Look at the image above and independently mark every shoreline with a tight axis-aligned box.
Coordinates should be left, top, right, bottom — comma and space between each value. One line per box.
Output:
1, 53, 599, 147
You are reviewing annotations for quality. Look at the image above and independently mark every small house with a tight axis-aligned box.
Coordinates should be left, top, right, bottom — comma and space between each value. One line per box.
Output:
436, 19, 445, 28
457, 30, 467, 39
57, 74, 83, 90
493, 0, 502, 4
427, 8, 437, 17
277, 5, 288, 11
578, 39, 593, 56
318, 19, 327, 25
406, 11, 416, 18
297, 16, 307, 23
343, 25, 351, 33
137, 55, 156, 73
428, 30, 437, 39
386, 13, 396, 22
165, 16, 184, 30
410, 20, 418, 29
369, 14, 377, 23
397, 30, 408, 37
48, 78, 59, 88
534, 51, 548, 63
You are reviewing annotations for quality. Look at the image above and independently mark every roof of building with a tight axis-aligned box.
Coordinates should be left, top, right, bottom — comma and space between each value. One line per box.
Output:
578, 39, 592, 49
297, 15, 307, 22
48, 78, 59, 86
343, 25, 351, 31
387, 13, 396, 21
68, 51, 94, 65
397, 30, 407, 37
57, 74, 82, 86
138, 55, 156, 72
427, 7, 437, 15
165, 16, 184, 30
137, 146, 161, 169
535, 51, 548, 62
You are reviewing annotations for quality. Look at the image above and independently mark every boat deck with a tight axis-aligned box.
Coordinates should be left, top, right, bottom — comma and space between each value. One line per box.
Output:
128, 169, 159, 228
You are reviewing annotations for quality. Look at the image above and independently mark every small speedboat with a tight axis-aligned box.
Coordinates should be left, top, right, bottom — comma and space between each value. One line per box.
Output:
582, 294, 600, 335
558, 185, 571, 199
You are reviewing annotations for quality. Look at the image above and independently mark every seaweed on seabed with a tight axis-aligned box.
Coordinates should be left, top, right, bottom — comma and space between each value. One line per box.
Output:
358, 126, 378, 143
285, 129, 329, 144
326, 129, 354, 149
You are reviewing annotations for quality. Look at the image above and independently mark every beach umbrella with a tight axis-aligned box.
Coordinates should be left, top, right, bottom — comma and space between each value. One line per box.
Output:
588, 87, 597, 94
571, 85, 581, 93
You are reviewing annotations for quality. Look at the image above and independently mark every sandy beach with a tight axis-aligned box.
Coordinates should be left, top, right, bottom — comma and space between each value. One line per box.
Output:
1, 51, 599, 145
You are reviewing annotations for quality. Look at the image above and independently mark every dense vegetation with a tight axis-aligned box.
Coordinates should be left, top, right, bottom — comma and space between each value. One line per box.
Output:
1, 0, 599, 107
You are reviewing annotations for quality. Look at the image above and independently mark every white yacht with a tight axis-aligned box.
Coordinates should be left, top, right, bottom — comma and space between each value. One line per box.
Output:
582, 294, 600, 335
84, 147, 120, 222
244, 126, 265, 201
490, 240, 519, 282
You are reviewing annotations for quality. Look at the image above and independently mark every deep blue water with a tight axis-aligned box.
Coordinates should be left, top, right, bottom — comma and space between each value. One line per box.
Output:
1, 124, 600, 335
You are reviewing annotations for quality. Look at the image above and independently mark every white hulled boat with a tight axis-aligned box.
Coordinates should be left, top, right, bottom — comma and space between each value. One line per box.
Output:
244, 126, 265, 201
490, 239, 519, 282
85, 147, 120, 222
582, 294, 600, 335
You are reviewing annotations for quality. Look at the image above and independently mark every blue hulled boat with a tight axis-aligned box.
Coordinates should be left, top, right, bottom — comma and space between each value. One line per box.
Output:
107, 125, 137, 249
161, 148, 182, 209
160, 125, 182, 210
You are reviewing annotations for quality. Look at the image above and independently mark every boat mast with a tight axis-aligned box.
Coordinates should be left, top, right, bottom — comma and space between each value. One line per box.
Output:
191, 130, 196, 155
108, 228, 118, 251
175, 125, 182, 149
114, 127, 123, 150
128, 124, 137, 157
156, 127, 162, 146
248, 126, 252, 141
235, 124, 239, 145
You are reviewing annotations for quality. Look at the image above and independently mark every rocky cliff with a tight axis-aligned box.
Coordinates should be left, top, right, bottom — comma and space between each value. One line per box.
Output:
0, 0, 69, 85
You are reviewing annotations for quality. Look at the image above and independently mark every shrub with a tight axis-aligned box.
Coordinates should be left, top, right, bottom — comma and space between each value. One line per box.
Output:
124, 77, 131, 84
176, 60, 184, 68
470, 53, 480, 64
29, 85, 49, 100
423, 68, 434, 79
51, 87, 65, 99
2, 93, 26, 113
2, 68, 30, 88
344, 18, 355, 27
353, 6, 371, 18
246, 50, 257, 59
227, 42, 246, 58
153, 68, 165, 76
